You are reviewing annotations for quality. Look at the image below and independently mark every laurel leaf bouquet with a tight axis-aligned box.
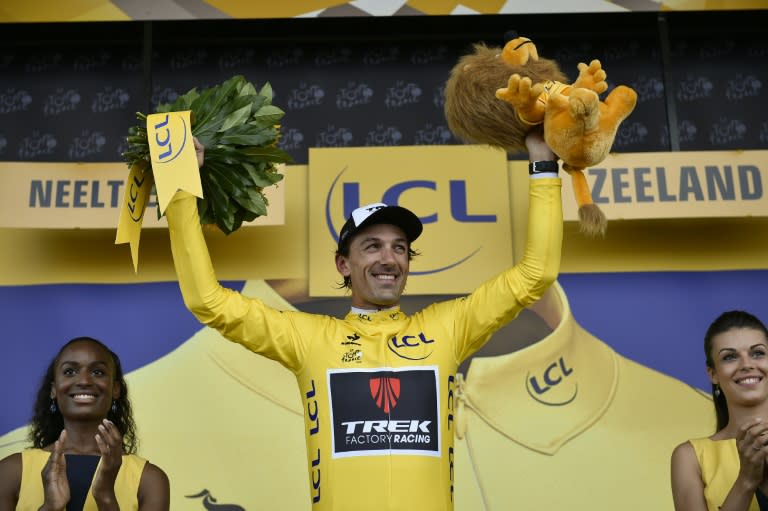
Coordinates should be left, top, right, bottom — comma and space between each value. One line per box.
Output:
122, 75, 292, 234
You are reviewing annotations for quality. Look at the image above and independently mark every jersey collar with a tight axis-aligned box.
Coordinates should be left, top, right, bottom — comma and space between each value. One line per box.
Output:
457, 281, 619, 454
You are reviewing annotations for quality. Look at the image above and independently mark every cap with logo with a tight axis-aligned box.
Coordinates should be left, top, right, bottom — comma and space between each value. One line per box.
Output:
337, 203, 423, 252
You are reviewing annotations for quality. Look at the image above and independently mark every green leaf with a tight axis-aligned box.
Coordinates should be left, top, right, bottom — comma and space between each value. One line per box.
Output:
217, 125, 277, 146
239, 81, 257, 97
204, 161, 252, 198
245, 94, 267, 114
233, 188, 268, 217
240, 146, 293, 163
240, 208, 259, 223
243, 163, 284, 187
197, 94, 256, 138
251, 105, 284, 127
219, 102, 253, 133
197, 196, 213, 224
158, 87, 199, 113
259, 82, 273, 104
202, 172, 235, 232
204, 146, 251, 165
192, 77, 242, 133
189, 87, 217, 129
229, 209, 246, 233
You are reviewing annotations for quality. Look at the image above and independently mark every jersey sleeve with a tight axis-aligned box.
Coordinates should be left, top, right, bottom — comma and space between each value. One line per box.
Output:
451, 177, 562, 362
165, 192, 306, 373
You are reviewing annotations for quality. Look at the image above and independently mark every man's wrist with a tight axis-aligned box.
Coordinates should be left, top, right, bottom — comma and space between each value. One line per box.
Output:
528, 160, 559, 178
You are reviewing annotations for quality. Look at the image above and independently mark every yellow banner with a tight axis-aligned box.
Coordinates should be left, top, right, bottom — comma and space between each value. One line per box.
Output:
0, 162, 285, 229
562, 150, 768, 221
114, 161, 153, 272
308, 145, 513, 296
146, 110, 203, 214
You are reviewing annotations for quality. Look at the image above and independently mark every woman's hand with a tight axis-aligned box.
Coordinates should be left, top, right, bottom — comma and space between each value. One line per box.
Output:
39, 430, 69, 511
735, 417, 768, 491
90, 420, 122, 509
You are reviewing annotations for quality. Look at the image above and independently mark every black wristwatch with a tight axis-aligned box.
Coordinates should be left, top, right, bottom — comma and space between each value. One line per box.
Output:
528, 160, 559, 175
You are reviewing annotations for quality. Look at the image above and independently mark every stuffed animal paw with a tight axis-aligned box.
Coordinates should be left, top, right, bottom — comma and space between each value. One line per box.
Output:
495, 74, 546, 125
572, 60, 608, 95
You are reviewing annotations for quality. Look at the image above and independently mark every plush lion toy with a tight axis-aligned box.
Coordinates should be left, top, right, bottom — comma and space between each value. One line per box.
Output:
444, 35, 638, 237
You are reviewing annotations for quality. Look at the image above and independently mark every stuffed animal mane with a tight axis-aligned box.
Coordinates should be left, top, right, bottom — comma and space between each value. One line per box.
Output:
445, 43, 567, 152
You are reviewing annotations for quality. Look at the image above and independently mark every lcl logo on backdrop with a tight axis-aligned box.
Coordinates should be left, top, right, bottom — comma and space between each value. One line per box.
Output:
324, 166, 493, 276
308, 145, 514, 296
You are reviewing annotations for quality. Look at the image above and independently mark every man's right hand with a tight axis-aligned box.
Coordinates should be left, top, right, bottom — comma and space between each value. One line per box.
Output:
194, 137, 205, 169
525, 129, 557, 163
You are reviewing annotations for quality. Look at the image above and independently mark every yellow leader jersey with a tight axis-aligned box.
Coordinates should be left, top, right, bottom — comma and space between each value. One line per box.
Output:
165, 178, 562, 511
688, 437, 759, 511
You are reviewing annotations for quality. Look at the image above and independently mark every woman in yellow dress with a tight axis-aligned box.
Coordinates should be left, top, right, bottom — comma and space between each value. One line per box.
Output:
0, 336, 169, 510
672, 311, 768, 511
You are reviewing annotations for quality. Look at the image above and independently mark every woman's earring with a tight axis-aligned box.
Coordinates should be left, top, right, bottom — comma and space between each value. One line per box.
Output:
50, 399, 57, 414
714, 384, 721, 397
111, 400, 117, 414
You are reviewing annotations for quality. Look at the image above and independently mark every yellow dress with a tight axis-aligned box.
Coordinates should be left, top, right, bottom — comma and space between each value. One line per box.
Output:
689, 437, 760, 511
16, 449, 146, 511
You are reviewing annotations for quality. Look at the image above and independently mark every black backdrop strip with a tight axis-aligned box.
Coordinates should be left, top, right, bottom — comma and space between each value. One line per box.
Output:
0, 10, 766, 163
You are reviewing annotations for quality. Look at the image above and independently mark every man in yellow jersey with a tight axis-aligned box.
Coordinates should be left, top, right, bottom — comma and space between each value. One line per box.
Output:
162, 131, 562, 511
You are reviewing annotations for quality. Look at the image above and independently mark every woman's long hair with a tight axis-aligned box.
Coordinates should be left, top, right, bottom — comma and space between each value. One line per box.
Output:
704, 311, 768, 432
28, 336, 138, 453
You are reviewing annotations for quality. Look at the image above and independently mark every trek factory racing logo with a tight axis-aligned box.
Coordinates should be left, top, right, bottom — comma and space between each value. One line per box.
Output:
325, 167, 493, 276
328, 367, 440, 458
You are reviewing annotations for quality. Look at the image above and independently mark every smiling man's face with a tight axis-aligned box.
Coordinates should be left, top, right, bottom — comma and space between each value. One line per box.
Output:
335, 223, 410, 310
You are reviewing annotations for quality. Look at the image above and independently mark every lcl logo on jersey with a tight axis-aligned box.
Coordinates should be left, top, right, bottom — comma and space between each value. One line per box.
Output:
324, 166, 495, 276
525, 356, 577, 406
388, 332, 435, 360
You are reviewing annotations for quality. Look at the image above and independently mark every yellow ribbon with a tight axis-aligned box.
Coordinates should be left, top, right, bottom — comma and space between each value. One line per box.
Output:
146, 110, 202, 213
114, 160, 153, 272
115, 110, 202, 271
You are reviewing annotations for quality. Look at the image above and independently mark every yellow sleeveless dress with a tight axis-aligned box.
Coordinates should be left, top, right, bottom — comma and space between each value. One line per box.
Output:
16, 449, 146, 511
689, 437, 759, 511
